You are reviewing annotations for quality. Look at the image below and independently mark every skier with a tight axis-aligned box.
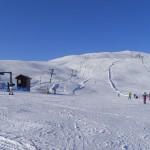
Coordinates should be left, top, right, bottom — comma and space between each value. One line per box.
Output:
134, 93, 138, 99
7, 82, 10, 92
46, 87, 50, 94
143, 92, 147, 104
9, 85, 13, 95
133, 93, 136, 99
149, 92, 150, 100
128, 92, 132, 100
51, 84, 59, 94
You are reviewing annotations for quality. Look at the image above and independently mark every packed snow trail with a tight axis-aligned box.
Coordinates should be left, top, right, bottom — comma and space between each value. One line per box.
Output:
108, 61, 128, 96
0, 91, 150, 149
72, 79, 89, 95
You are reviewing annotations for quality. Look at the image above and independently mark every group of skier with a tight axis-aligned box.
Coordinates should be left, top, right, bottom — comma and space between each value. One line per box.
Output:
128, 91, 150, 104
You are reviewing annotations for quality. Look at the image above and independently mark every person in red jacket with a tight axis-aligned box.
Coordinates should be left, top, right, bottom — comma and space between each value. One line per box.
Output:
149, 92, 150, 101
143, 92, 147, 104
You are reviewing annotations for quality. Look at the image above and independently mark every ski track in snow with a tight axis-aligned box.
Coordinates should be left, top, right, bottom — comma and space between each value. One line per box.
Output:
0, 96, 148, 149
108, 61, 128, 97
0, 92, 149, 150
0, 136, 36, 150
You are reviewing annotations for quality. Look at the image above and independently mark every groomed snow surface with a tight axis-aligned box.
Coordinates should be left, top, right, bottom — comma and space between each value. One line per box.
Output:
0, 51, 150, 149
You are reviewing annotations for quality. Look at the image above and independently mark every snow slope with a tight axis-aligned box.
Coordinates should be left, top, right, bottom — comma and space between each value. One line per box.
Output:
0, 51, 150, 149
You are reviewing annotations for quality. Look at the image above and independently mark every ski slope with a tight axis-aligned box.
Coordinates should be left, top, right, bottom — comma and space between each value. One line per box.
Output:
0, 51, 150, 149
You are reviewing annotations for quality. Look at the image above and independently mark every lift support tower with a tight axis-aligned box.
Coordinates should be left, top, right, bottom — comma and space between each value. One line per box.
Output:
0, 72, 14, 86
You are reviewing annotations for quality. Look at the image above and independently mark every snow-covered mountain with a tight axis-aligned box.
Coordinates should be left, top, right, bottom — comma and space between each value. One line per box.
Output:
0, 50, 150, 95
0, 50, 150, 149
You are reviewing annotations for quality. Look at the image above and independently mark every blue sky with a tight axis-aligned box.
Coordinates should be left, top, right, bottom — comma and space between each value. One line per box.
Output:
0, 0, 150, 60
